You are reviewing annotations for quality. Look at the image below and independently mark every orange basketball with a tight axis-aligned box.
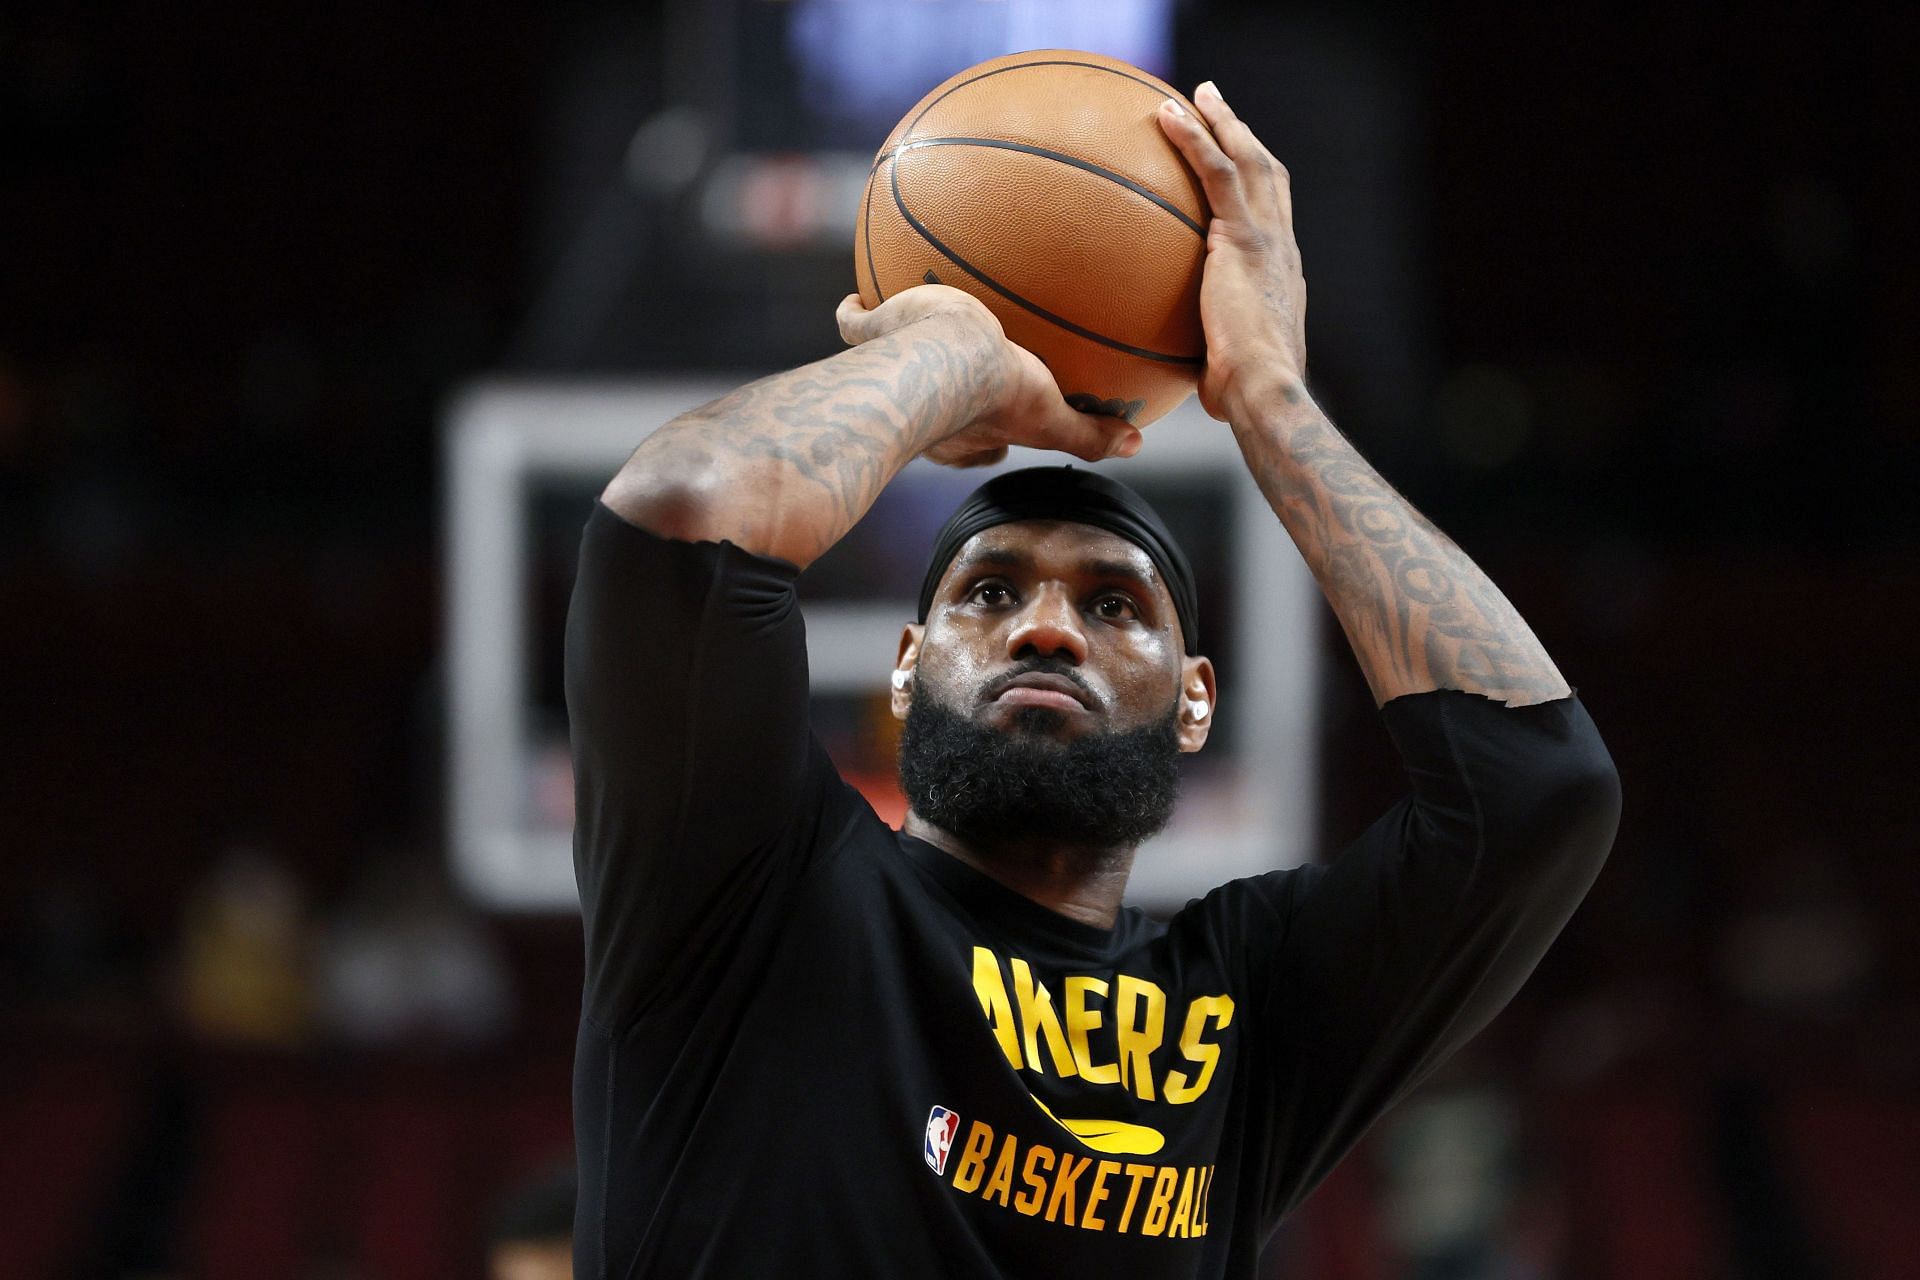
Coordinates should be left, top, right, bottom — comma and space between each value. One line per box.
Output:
855, 50, 1209, 428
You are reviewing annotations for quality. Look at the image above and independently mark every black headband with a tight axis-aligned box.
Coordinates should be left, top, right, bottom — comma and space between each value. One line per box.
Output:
916, 467, 1200, 655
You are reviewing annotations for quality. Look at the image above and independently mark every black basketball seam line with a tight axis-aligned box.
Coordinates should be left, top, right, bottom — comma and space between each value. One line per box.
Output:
893, 136, 1205, 237
871, 55, 1203, 362
863, 158, 885, 303
902, 57, 1186, 145
864, 57, 1188, 179
887, 154, 1204, 367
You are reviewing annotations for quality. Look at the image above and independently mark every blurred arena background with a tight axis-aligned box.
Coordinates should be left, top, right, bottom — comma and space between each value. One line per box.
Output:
3, 0, 1917, 1276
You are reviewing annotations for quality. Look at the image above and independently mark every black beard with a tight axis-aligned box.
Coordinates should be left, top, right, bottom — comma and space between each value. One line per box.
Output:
897, 693, 1183, 853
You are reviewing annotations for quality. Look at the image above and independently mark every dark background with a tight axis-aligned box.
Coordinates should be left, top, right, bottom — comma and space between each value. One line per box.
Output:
3, 1, 1916, 1276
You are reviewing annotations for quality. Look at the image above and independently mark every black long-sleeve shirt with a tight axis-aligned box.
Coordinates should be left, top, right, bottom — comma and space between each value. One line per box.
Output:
565, 501, 1621, 1278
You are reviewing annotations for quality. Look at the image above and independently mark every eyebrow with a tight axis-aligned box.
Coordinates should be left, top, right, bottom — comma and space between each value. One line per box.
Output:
951, 548, 1160, 593
957, 548, 1024, 570
1087, 559, 1159, 593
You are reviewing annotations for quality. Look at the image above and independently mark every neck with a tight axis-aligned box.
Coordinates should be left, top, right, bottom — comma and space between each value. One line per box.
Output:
901, 810, 1135, 930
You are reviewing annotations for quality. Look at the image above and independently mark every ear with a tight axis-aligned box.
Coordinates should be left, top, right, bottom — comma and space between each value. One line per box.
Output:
890, 624, 925, 721
1176, 655, 1217, 753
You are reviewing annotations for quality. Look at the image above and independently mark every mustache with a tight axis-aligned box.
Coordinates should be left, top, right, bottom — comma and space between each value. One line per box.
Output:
898, 695, 1183, 853
976, 660, 1103, 711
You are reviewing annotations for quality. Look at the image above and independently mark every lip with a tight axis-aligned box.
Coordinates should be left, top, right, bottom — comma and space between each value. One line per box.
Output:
990, 672, 1094, 713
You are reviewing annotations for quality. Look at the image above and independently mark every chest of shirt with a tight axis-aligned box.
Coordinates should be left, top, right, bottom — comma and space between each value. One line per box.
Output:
699, 842, 1253, 1239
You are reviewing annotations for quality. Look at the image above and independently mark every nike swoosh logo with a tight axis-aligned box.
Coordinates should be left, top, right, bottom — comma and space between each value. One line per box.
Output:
1025, 1092, 1166, 1156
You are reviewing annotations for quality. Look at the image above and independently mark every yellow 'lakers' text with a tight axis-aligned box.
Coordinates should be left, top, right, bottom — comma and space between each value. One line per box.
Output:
970, 946, 1236, 1104
945, 1119, 1216, 1237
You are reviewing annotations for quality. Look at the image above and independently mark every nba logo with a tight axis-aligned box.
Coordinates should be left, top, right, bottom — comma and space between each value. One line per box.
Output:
924, 1106, 960, 1175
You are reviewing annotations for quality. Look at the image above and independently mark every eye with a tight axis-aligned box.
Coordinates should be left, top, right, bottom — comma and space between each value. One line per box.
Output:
968, 580, 1017, 608
1092, 593, 1139, 622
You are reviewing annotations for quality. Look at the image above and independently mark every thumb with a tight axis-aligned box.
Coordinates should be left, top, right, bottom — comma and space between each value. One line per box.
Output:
836, 293, 874, 346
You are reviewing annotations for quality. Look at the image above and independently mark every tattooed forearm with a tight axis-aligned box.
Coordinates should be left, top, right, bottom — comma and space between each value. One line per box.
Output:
1232, 385, 1571, 707
603, 316, 1001, 568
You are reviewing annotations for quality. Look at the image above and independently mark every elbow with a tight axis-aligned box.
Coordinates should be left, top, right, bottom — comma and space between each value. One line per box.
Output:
1516, 745, 1623, 887
1459, 735, 1621, 899
602, 466, 725, 545
599, 440, 809, 565
1556, 750, 1623, 855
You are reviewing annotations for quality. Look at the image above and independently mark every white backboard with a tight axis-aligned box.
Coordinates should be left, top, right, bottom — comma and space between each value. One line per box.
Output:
444, 379, 1322, 912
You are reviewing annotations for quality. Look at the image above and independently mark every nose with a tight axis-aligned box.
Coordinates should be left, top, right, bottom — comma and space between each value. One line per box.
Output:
1005, 583, 1088, 665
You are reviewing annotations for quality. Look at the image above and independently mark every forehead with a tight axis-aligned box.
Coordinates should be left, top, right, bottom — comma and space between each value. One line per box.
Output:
940, 519, 1163, 591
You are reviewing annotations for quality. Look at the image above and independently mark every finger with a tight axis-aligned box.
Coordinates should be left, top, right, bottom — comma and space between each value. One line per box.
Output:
1156, 98, 1246, 217
1191, 81, 1264, 165
836, 293, 872, 345
1188, 83, 1292, 227
1036, 403, 1143, 462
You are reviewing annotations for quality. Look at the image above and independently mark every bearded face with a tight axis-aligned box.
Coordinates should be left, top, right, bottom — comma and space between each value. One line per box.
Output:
894, 518, 1214, 858
897, 668, 1184, 854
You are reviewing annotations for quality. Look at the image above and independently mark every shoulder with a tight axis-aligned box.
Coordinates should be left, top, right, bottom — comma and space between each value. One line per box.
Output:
1171, 866, 1321, 936
1148, 866, 1323, 982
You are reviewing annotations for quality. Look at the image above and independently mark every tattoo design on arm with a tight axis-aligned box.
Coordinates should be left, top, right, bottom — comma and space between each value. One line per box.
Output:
612, 321, 999, 567
1236, 400, 1571, 707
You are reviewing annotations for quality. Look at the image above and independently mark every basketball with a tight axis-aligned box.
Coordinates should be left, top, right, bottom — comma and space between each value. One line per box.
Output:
855, 50, 1210, 428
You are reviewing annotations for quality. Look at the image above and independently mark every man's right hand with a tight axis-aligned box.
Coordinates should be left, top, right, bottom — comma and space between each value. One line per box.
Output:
836, 286, 1142, 468
609, 283, 1143, 571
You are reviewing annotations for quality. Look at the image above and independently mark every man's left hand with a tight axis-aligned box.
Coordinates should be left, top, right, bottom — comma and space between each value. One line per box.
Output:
1157, 82, 1308, 422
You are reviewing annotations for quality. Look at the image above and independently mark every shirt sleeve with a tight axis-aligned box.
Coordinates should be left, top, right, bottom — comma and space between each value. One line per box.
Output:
564, 501, 837, 1030
1232, 689, 1621, 1223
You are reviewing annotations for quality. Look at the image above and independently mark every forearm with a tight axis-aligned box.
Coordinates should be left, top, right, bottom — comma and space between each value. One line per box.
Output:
1228, 376, 1571, 707
603, 314, 1000, 569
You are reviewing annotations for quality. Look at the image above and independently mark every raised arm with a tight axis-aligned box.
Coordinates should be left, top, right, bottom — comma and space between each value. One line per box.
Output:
570, 287, 1134, 1028
1159, 83, 1618, 1223
603, 287, 1139, 569
1158, 84, 1569, 707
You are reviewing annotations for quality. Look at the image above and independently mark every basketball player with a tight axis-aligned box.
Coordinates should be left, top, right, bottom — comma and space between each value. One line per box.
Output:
566, 83, 1619, 1276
